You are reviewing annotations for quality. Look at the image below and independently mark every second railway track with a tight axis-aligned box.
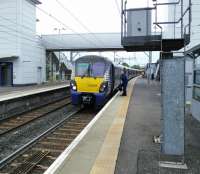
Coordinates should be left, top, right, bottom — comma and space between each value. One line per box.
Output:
0, 96, 71, 136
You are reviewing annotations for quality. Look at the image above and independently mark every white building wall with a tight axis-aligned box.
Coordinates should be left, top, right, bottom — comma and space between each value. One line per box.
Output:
187, 0, 200, 120
0, 0, 20, 57
167, 0, 200, 49
166, 0, 200, 119
186, 0, 200, 50
166, 0, 189, 39
0, 0, 46, 85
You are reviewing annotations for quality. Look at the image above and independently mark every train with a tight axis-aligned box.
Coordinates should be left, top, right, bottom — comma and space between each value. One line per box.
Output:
70, 55, 142, 108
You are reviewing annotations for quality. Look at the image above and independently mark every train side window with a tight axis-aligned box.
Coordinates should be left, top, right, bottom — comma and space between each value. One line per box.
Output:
194, 70, 200, 85
193, 86, 200, 101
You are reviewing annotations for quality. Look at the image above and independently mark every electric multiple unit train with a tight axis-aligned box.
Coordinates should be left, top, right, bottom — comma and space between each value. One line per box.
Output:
70, 55, 141, 108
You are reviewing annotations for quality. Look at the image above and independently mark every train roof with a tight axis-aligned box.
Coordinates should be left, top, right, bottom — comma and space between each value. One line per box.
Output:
75, 55, 112, 64
113, 63, 142, 72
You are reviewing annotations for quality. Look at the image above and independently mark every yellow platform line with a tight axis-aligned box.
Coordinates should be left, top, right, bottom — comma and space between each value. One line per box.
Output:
90, 78, 137, 174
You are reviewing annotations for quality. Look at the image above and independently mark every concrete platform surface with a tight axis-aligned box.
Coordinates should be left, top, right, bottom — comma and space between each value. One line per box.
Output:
115, 78, 161, 174
115, 79, 200, 174
44, 78, 200, 174
44, 78, 137, 174
0, 81, 69, 102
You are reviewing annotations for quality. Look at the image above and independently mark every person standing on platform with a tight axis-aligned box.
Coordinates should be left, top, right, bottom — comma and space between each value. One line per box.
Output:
120, 68, 128, 96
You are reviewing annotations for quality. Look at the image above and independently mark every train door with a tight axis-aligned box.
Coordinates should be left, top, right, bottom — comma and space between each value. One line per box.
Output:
0, 62, 13, 86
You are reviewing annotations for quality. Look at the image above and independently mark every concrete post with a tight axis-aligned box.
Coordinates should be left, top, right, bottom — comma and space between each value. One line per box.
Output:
160, 53, 185, 157
50, 52, 53, 82
70, 52, 73, 62
149, 51, 152, 63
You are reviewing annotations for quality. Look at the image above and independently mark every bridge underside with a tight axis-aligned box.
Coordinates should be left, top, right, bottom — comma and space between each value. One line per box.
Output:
41, 33, 124, 52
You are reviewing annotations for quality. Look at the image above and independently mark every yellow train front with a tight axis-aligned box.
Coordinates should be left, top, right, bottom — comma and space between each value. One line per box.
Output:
70, 55, 118, 108
70, 55, 142, 108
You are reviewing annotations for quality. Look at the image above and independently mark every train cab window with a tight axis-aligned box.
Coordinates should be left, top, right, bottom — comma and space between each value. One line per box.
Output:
76, 63, 90, 77
91, 62, 105, 77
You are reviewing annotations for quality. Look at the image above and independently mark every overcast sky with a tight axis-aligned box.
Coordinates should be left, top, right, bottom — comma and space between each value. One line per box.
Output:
36, 0, 166, 66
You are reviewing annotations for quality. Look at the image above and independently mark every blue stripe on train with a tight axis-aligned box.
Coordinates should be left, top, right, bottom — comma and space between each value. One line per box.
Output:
71, 90, 81, 105
70, 90, 106, 107
95, 93, 106, 107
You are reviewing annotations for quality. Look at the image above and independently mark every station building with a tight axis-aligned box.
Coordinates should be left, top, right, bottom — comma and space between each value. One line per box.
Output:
0, 0, 46, 86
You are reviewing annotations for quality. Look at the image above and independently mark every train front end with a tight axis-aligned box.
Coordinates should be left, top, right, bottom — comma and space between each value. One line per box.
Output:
70, 56, 110, 108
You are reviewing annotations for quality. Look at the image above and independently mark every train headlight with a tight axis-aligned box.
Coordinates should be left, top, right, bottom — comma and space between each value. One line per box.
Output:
72, 86, 77, 90
70, 80, 77, 91
99, 82, 108, 93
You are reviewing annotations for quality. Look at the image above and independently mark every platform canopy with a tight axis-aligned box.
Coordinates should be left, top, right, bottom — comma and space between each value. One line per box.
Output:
0, 55, 18, 60
41, 33, 124, 52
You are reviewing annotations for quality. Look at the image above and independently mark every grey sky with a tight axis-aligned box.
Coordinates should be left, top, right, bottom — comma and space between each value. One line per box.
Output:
36, 0, 166, 66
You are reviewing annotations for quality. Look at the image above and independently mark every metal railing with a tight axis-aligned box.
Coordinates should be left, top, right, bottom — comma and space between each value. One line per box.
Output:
121, 0, 192, 41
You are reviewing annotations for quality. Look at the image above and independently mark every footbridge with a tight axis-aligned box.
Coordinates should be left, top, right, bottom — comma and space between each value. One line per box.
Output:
41, 32, 124, 52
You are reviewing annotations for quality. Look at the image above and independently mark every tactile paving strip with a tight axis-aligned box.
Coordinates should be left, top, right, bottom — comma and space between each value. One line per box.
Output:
90, 78, 137, 174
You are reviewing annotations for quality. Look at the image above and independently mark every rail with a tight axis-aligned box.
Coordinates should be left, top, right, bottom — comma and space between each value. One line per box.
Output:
0, 109, 80, 170
0, 97, 71, 136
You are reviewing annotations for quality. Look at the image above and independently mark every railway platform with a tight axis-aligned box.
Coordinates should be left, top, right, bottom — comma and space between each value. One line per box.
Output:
43, 77, 200, 174
0, 81, 70, 122
44, 77, 161, 174
0, 81, 69, 102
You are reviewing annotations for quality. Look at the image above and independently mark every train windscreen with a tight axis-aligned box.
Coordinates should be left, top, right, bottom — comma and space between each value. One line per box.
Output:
91, 62, 105, 77
76, 63, 90, 77
76, 61, 106, 77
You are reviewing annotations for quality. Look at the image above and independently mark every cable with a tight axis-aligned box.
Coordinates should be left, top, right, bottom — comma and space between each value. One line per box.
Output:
0, 30, 45, 49
0, 16, 97, 52
55, 0, 107, 47
0, 24, 62, 49
0, 29, 68, 66
0, 16, 35, 32
0, 25, 38, 43
37, 6, 99, 47
0, 17, 94, 51
0, 5, 111, 50
0, 14, 89, 49
0, 16, 47, 45
114, 0, 121, 16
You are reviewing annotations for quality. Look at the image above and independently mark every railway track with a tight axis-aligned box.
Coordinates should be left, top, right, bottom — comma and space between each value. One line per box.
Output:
0, 96, 71, 136
0, 109, 95, 174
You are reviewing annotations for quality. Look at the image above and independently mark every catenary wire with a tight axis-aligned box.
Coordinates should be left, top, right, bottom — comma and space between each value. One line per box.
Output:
114, 0, 121, 16
55, 0, 107, 47
36, 6, 100, 47
0, 16, 64, 48
0, 25, 63, 49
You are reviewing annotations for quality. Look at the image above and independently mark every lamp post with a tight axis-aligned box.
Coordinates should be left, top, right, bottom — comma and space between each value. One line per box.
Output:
54, 27, 66, 81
